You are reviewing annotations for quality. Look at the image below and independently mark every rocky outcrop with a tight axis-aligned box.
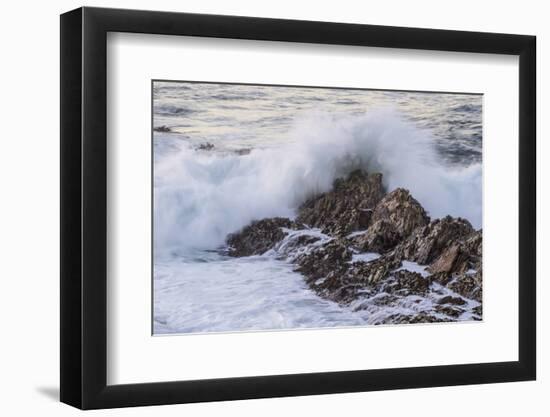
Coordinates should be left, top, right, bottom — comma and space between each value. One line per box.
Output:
297, 170, 384, 236
463, 230, 483, 270
377, 270, 431, 296
369, 188, 430, 238
153, 125, 171, 132
226, 217, 299, 257
428, 244, 470, 274
296, 250, 402, 304
393, 216, 474, 265
224, 170, 482, 324
234, 148, 251, 155
349, 219, 401, 253
295, 240, 352, 283
196, 142, 215, 151
346, 255, 403, 286
436, 270, 483, 303
274, 233, 322, 259
382, 312, 446, 324
436, 295, 467, 305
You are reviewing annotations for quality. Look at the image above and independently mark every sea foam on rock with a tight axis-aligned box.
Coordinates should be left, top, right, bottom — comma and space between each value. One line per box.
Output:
224, 169, 482, 324
226, 217, 301, 257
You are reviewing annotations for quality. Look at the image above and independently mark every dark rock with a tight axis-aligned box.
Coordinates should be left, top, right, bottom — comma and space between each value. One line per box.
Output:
427, 228, 482, 275
434, 304, 464, 318
221, 169, 483, 320
234, 148, 251, 155
369, 188, 430, 239
226, 217, 297, 257
275, 233, 322, 260
472, 305, 483, 317
428, 244, 471, 275
428, 271, 454, 286
393, 216, 475, 265
378, 312, 445, 324
297, 170, 384, 236
295, 239, 352, 283
349, 219, 401, 253
463, 230, 483, 270
297, 251, 404, 304
376, 270, 431, 296
464, 230, 482, 257
313, 277, 366, 304
196, 142, 215, 151
436, 295, 467, 305
153, 125, 171, 132
362, 293, 398, 308
446, 271, 482, 303
346, 255, 403, 286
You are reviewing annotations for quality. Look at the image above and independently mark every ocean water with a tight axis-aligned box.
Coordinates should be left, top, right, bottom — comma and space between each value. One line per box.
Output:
153, 81, 482, 335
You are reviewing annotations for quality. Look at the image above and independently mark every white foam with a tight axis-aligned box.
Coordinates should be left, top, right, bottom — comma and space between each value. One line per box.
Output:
154, 255, 370, 334
351, 252, 382, 263
395, 261, 431, 278
346, 229, 369, 238
154, 110, 481, 256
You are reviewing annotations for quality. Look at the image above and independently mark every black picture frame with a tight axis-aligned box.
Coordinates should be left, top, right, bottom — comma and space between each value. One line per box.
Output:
60, 6, 536, 410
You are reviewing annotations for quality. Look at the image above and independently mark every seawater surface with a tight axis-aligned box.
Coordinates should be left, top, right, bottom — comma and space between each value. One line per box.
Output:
153, 81, 482, 335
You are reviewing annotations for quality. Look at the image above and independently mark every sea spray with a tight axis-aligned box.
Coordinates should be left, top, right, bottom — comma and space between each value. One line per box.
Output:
154, 110, 481, 256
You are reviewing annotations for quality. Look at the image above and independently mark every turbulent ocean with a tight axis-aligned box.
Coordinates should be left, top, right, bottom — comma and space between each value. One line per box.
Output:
153, 81, 482, 335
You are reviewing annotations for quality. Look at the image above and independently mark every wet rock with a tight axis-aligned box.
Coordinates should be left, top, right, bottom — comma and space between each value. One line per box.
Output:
462, 230, 483, 270
226, 217, 297, 257
428, 271, 454, 286
428, 244, 471, 275
222, 170, 483, 320
300, 253, 404, 304
464, 230, 482, 257
436, 295, 467, 305
369, 188, 430, 239
434, 304, 464, 318
359, 293, 398, 308
315, 278, 366, 304
297, 170, 385, 236
274, 233, 322, 260
295, 239, 352, 282
350, 219, 401, 253
346, 255, 403, 286
153, 125, 171, 132
196, 142, 215, 151
378, 312, 445, 324
446, 270, 482, 303
376, 270, 431, 296
394, 216, 475, 265
234, 148, 251, 155
428, 227, 482, 275
472, 305, 483, 317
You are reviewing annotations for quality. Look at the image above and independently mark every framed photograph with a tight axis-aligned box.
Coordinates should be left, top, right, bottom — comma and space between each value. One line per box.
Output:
60, 6, 536, 409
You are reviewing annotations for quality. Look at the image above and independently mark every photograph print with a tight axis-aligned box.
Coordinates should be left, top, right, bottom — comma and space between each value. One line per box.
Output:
153, 81, 483, 335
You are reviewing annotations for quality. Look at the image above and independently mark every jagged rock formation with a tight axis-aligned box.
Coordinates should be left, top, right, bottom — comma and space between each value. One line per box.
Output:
196, 142, 215, 151
225, 170, 482, 324
393, 216, 475, 265
153, 125, 172, 132
369, 188, 430, 238
350, 219, 401, 253
296, 170, 384, 236
226, 217, 300, 257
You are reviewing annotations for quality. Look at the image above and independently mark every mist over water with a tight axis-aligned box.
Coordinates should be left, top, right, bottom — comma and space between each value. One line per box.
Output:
154, 110, 481, 255
153, 82, 483, 334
